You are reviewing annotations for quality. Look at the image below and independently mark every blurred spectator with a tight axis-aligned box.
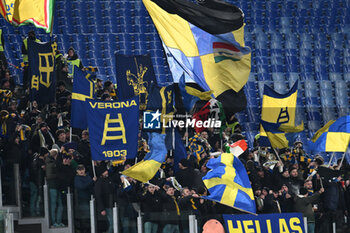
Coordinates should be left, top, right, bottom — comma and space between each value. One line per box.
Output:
29, 147, 48, 216
66, 47, 83, 80
74, 164, 93, 233
45, 148, 63, 227
31, 122, 55, 154
160, 186, 180, 233
294, 187, 324, 233
94, 163, 115, 233
139, 184, 162, 233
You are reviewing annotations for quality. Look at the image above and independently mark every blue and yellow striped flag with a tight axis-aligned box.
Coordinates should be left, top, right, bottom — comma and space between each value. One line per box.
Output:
260, 120, 304, 149
202, 153, 256, 214
259, 81, 303, 148
143, 0, 250, 118
310, 116, 350, 152
71, 68, 96, 129
122, 132, 167, 183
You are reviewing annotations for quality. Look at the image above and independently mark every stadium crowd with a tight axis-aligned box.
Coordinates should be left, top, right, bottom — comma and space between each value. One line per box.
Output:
0, 32, 349, 233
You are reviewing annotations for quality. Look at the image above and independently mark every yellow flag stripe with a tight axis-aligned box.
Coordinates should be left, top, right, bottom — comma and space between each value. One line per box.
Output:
312, 120, 336, 142
143, 0, 199, 56
122, 160, 161, 183
203, 154, 254, 207
325, 132, 350, 152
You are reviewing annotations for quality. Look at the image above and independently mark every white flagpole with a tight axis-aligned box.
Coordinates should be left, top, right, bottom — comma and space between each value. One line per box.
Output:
337, 147, 349, 170
69, 127, 72, 142
185, 112, 189, 146
91, 160, 97, 179
327, 152, 335, 168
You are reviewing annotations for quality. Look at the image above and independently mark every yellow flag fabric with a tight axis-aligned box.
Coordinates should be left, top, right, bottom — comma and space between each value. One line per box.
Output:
0, 0, 54, 33
259, 81, 303, 148
122, 133, 167, 183
202, 153, 256, 214
311, 120, 336, 142
142, 0, 251, 97
310, 116, 350, 152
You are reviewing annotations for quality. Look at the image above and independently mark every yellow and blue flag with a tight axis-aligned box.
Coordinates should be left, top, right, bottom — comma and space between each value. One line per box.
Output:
189, 134, 205, 163
0, 0, 55, 33
122, 132, 167, 183
86, 97, 139, 161
202, 153, 256, 214
260, 120, 304, 149
259, 81, 301, 147
178, 73, 213, 112
143, 0, 250, 119
71, 68, 96, 129
116, 54, 157, 110
310, 116, 350, 152
28, 40, 56, 105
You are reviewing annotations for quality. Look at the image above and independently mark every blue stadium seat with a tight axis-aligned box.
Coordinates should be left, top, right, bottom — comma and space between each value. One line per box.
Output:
308, 121, 322, 131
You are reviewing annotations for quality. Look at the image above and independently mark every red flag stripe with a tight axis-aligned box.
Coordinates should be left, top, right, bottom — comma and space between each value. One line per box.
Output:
232, 140, 248, 151
213, 42, 240, 52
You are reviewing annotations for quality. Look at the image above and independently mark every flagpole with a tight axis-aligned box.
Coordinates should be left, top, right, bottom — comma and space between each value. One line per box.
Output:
172, 126, 175, 149
327, 152, 335, 168
69, 127, 72, 142
272, 147, 283, 163
337, 153, 345, 170
185, 112, 189, 146
91, 160, 97, 179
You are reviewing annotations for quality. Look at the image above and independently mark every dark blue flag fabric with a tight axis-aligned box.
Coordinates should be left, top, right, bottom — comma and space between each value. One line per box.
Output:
173, 129, 187, 173
143, 83, 174, 149
28, 40, 56, 105
71, 68, 96, 129
115, 54, 157, 110
86, 97, 139, 161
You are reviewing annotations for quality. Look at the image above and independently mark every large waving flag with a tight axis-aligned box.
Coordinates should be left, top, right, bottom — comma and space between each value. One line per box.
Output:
259, 81, 302, 147
86, 97, 139, 161
71, 68, 96, 129
28, 40, 56, 105
0, 0, 54, 33
202, 153, 256, 214
116, 54, 157, 110
260, 120, 304, 149
143, 0, 250, 119
122, 132, 167, 183
310, 116, 350, 152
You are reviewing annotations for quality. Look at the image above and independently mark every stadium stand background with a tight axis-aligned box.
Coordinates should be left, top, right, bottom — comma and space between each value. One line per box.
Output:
0, 0, 349, 148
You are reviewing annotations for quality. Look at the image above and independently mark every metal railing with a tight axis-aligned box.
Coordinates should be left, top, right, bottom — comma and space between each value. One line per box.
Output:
0, 163, 347, 233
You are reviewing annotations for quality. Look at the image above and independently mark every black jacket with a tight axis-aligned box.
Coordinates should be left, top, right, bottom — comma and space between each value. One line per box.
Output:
94, 176, 116, 213
160, 192, 180, 224
175, 167, 204, 189
138, 189, 162, 222
56, 162, 75, 192
29, 155, 46, 187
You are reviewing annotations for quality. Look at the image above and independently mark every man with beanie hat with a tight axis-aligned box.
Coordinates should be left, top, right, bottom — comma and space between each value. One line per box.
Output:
52, 129, 66, 151
31, 122, 55, 154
